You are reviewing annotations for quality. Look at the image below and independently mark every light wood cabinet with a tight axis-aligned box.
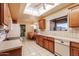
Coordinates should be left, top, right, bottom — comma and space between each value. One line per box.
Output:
70, 41, 79, 56
68, 5, 79, 27
38, 19, 45, 31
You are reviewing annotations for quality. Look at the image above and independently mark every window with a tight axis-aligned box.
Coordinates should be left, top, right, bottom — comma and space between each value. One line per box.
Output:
50, 16, 67, 31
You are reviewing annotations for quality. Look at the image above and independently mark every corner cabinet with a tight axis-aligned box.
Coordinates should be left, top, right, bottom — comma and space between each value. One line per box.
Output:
38, 19, 45, 31
70, 41, 79, 56
68, 5, 79, 27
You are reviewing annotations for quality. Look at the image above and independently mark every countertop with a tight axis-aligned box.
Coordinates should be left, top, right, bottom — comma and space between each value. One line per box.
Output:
37, 33, 79, 43
0, 39, 22, 52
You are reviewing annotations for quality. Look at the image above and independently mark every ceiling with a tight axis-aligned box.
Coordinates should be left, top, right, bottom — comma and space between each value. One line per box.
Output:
27, 3, 54, 9
8, 3, 21, 20
8, 3, 38, 23
8, 3, 74, 23
23, 3, 60, 16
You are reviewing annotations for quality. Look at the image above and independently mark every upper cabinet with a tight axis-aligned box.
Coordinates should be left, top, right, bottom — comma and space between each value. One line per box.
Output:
68, 5, 79, 28
38, 19, 45, 31
0, 3, 4, 25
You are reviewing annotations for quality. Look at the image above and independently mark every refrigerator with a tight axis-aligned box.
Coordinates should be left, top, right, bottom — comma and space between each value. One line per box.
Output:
7, 24, 20, 38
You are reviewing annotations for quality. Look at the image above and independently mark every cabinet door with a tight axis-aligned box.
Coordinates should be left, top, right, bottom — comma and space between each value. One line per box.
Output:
38, 19, 45, 30
44, 39, 49, 50
70, 41, 79, 56
48, 40, 54, 53
39, 36, 44, 47
36, 35, 39, 44
70, 47, 79, 56
68, 6, 79, 27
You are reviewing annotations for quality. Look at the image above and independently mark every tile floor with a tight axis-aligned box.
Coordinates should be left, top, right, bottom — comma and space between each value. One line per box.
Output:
22, 39, 55, 56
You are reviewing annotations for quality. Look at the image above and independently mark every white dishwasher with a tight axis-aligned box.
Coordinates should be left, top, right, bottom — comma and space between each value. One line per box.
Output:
55, 39, 70, 56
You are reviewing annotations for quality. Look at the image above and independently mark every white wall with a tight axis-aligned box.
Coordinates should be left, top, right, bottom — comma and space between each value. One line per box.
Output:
44, 8, 68, 31
38, 6, 79, 39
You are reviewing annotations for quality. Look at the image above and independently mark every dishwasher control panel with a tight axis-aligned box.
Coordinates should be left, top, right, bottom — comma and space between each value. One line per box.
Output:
55, 39, 70, 46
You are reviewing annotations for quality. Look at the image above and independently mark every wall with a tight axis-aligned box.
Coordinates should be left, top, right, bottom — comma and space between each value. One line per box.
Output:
4, 4, 12, 25
44, 8, 68, 31
38, 4, 79, 39
8, 3, 21, 20
18, 19, 34, 37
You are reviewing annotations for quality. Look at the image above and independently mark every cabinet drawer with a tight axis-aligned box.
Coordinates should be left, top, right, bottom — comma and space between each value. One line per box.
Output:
70, 41, 79, 48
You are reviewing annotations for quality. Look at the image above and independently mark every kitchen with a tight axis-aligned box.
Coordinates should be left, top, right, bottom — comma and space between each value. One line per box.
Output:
0, 3, 79, 56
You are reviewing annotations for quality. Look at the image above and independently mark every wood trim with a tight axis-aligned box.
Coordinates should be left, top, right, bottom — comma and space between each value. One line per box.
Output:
0, 3, 4, 25
68, 4, 79, 9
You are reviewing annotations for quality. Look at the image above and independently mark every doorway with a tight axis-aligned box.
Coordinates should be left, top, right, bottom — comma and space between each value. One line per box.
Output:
20, 24, 26, 37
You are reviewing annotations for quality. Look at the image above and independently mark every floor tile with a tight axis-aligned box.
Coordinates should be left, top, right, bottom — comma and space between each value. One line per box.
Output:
22, 39, 55, 56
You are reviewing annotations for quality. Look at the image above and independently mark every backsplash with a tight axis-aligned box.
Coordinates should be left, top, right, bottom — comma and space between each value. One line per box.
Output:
38, 28, 79, 39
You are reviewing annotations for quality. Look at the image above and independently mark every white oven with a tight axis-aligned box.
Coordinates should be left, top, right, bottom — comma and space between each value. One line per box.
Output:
55, 39, 70, 56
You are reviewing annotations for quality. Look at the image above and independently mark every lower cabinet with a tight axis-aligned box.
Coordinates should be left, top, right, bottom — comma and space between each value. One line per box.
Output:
36, 35, 44, 47
0, 47, 22, 56
36, 35, 39, 44
44, 38, 49, 50
48, 39, 54, 53
27, 32, 35, 40
38, 35, 44, 47
70, 47, 79, 56
36, 35, 79, 56
70, 41, 79, 56
36, 35, 54, 53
